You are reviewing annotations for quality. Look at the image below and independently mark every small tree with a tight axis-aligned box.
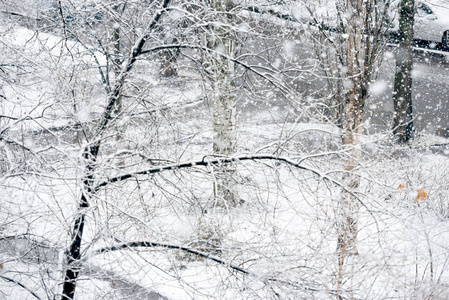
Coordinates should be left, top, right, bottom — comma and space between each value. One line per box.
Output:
61, 1, 172, 298
336, 0, 392, 294
304, 0, 393, 261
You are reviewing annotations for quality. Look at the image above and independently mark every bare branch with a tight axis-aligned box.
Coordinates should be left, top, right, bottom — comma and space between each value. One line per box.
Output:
87, 241, 339, 296
95, 154, 330, 190
90, 241, 250, 275
0, 275, 42, 300
140, 44, 292, 94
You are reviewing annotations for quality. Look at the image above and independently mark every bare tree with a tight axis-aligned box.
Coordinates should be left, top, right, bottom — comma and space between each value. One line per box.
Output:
303, 0, 392, 264
339, 0, 364, 259
5, 1, 449, 300
322, 0, 394, 295
61, 1, 172, 298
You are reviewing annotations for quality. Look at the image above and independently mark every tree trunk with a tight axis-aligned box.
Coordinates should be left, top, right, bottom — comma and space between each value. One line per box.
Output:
61, 146, 98, 300
393, 0, 415, 143
160, 38, 179, 77
113, 2, 122, 116
193, 0, 238, 256
336, 2, 366, 297
60, 2, 171, 297
112, 3, 125, 167
211, 0, 238, 207
212, 54, 237, 207
339, 0, 364, 259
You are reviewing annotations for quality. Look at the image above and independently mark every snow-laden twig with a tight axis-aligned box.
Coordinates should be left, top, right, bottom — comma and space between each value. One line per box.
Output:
87, 241, 343, 296
0, 275, 42, 300
94, 154, 372, 215
140, 44, 292, 95
95, 154, 321, 190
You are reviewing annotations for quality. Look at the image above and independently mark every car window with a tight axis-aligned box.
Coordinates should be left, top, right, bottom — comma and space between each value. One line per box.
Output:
416, 2, 433, 17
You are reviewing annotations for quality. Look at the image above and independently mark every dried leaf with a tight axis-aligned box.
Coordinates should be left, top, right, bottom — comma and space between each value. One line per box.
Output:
416, 188, 427, 202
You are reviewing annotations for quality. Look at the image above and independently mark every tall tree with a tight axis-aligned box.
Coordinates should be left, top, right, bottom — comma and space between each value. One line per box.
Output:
393, 0, 415, 143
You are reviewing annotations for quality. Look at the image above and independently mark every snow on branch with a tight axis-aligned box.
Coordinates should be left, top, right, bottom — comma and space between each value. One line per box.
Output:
94, 154, 369, 210
96, 154, 331, 190
94, 0, 172, 137
87, 240, 331, 295
139, 44, 292, 94
0, 275, 42, 300
90, 240, 250, 275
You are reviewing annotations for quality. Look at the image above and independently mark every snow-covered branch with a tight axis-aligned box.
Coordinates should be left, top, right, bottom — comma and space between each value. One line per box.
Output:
95, 154, 334, 191
88, 240, 333, 296
0, 275, 42, 300
140, 44, 292, 94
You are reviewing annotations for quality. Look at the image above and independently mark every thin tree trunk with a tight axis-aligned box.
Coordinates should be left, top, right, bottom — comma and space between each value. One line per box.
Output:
212, 55, 237, 207
211, 0, 238, 207
338, 0, 364, 261
160, 37, 179, 77
60, 2, 171, 298
194, 0, 238, 255
112, 9, 122, 116
61, 146, 98, 300
393, 0, 415, 143
336, 2, 365, 297
112, 2, 125, 166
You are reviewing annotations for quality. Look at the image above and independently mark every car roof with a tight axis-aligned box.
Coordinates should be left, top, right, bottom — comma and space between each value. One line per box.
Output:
418, 0, 449, 17
422, 0, 449, 9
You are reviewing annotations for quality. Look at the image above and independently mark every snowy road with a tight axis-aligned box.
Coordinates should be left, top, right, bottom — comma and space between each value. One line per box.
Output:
238, 37, 449, 137
367, 47, 449, 136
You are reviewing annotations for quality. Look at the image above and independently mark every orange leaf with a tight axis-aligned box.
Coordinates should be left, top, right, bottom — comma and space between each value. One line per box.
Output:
398, 184, 405, 194
416, 188, 427, 202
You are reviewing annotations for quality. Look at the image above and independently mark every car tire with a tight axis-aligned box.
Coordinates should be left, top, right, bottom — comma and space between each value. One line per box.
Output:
443, 31, 449, 51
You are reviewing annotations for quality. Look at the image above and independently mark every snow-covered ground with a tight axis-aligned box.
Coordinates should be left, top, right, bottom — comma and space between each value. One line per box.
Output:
2, 15, 449, 300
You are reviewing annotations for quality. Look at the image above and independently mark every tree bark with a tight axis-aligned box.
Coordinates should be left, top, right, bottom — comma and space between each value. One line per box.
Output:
61, 146, 98, 300
393, 0, 415, 143
211, 0, 238, 207
112, 2, 125, 167
160, 37, 179, 77
336, 1, 366, 297
339, 0, 363, 254
112, 3, 122, 116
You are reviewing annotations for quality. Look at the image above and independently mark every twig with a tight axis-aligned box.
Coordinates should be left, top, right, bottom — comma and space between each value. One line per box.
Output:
0, 275, 42, 300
